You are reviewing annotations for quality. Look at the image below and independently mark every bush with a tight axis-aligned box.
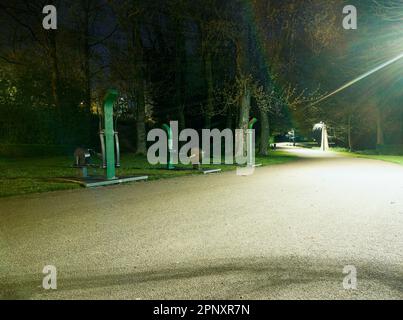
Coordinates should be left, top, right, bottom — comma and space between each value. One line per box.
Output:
376, 144, 403, 155
0, 144, 75, 158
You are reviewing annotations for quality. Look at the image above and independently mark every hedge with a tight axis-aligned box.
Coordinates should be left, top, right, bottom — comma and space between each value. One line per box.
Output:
0, 144, 76, 158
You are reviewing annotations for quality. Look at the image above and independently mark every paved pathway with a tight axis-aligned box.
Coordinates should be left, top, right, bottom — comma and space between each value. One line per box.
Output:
1, 147, 402, 299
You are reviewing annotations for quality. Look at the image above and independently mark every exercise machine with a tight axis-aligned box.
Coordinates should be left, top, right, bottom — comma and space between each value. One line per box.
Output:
247, 118, 262, 168
162, 123, 175, 170
68, 89, 148, 187
161, 123, 221, 174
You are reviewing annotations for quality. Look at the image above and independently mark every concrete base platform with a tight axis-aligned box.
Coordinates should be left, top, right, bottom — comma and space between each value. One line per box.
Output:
153, 166, 222, 175
58, 176, 149, 188
202, 169, 222, 174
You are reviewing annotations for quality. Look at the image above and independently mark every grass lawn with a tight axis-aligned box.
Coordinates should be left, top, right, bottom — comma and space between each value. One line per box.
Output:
0, 151, 298, 198
349, 154, 403, 166
333, 149, 403, 166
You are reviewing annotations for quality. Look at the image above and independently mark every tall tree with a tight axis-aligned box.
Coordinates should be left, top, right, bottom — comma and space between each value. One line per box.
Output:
170, 0, 188, 130
111, 0, 148, 154
0, 1, 62, 111
72, 1, 117, 112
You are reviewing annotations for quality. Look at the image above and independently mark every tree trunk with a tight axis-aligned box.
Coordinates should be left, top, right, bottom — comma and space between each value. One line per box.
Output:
48, 31, 60, 111
348, 114, 353, 151
174, 19, 186, 130
226, 108, 233, 130
178, 104, 186, 131
235, 30, 251, 156
376, 107, 384, 146
238, 81, 251, 156
204, 51, 214, 129
82, 1, 92, 145
400, 108, 403, 144
133, 21, 147, 155
135, 87, 147, 155
47, 29, 64, 143
83, 5, 91, 112
259, 110, 270, 156
239, 84, 251, 130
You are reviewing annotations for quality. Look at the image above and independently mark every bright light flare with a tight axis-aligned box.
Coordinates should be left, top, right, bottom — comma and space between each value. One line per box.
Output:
312, 52, 403, 106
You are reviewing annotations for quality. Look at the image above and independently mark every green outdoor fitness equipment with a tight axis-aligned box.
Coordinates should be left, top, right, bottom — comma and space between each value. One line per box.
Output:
85, 89, 148, 187
102, 89, 119, 180
162, 123, 175, 170
161, 123, 221, 174
67, 89, 148, 188
249, 118, 258, 129
247, 118, 261, 168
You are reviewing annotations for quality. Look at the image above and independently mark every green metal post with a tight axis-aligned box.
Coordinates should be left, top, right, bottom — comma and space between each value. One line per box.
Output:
103, 89, 119, 180
162, 124, 175, 170
248, 118, 258, 130
248, 118, 258, 167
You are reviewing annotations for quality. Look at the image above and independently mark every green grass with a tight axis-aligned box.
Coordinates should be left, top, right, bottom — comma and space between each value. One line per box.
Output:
0, 151, 299, 198
360, 155, 403, 165
351, 154, 403, 166
334, 149, 403, 166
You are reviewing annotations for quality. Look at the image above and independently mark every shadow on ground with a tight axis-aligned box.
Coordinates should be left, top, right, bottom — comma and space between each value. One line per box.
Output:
1, 256, 402, 300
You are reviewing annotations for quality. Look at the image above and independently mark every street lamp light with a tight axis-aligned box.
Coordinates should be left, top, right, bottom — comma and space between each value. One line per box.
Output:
314, 122, 329, 152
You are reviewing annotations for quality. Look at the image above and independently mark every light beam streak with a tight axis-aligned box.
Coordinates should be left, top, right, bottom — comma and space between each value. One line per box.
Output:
312, 52, 403, 106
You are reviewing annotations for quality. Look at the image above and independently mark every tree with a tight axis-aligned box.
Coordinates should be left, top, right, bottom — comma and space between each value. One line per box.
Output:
173, 3, 187, 130
0, 1, 64, 111
70, 0, 117, 112
195, 0, 233, 128
111, 0, 148, 155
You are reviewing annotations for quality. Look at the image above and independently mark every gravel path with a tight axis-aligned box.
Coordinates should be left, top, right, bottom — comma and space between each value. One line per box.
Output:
1, 147, 402, 300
